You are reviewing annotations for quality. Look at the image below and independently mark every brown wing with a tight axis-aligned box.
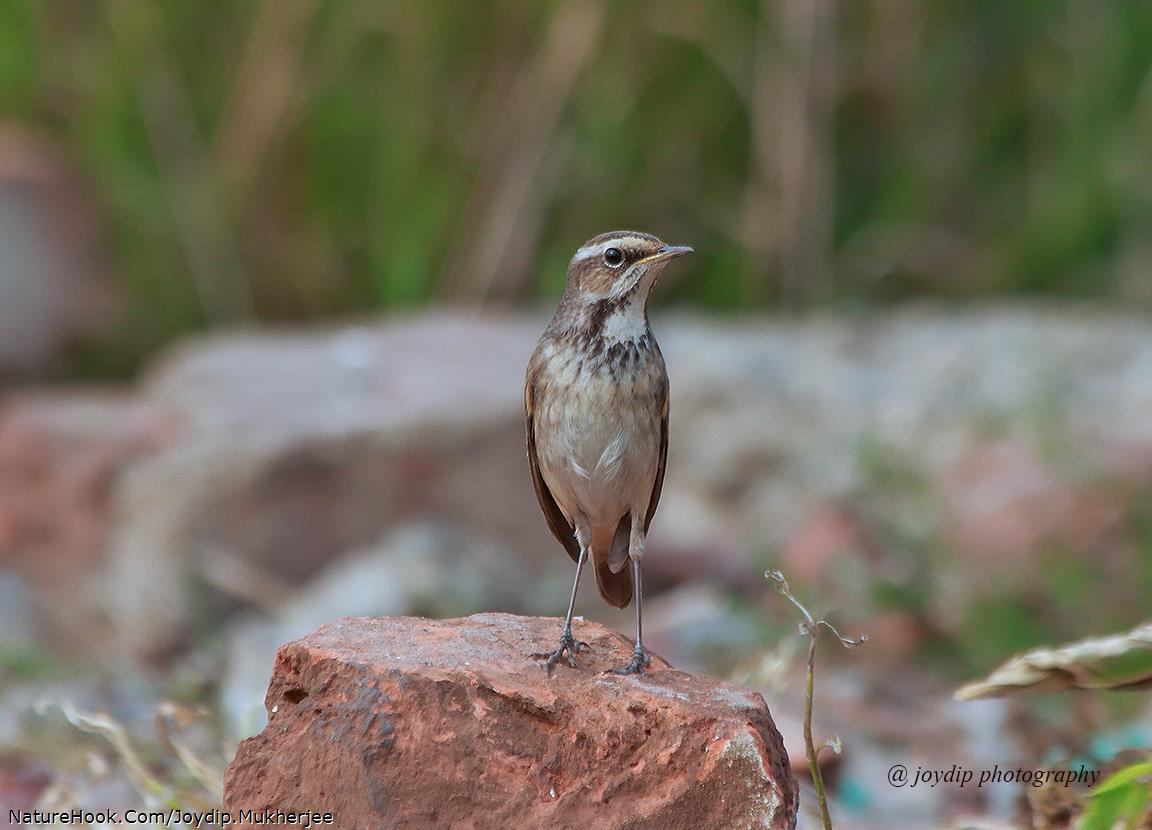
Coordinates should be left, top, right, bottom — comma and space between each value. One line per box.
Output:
525, 370, 580, 563
643, 377, 669, 532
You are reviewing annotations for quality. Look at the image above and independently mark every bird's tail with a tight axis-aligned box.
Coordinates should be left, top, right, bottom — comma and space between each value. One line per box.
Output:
594, 559, 633, 609
591, 516, 633, 609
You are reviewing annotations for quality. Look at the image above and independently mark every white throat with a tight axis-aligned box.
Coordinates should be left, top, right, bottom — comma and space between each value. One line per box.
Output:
600, 294, 649, 344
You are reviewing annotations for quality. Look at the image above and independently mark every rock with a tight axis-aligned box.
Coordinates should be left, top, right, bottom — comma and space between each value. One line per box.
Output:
223, 613, 798, 830
221, 523, 557, 735
0, 391, 173, 651
107, 315, 550, 660
10, 308, 1152, 663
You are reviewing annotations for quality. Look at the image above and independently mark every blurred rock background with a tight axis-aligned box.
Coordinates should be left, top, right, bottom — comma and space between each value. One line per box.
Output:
1, 2, 1150, 828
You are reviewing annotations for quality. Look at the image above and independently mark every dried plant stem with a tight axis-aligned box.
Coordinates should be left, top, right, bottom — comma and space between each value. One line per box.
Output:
803, 634, 830, 829
767, 569, 866, 830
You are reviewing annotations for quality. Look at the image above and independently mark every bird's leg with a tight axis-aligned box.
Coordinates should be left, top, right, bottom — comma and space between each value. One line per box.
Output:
532, 537, 590, 674
608, 520, 651, 675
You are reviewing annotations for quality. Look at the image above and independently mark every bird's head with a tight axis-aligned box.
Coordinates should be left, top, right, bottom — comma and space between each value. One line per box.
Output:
564, 231, 692, 307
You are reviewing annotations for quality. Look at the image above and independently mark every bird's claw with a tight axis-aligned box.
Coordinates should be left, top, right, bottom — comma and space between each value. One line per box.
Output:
531, 630, 588, 675
606, 647, 650, 676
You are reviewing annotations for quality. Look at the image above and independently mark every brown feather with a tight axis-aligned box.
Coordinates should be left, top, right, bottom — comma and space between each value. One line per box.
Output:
594, 380, 665, 609
594, 556, 633, 609
524, 366, 580, 564
590, 519, 633, 608
644, 374, 669, 532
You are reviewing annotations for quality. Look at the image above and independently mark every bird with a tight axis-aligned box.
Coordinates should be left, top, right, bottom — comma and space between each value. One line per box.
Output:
524, 230, 692, 675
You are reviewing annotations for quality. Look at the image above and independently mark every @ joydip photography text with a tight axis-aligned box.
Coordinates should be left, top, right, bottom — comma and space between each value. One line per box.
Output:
888, 763, 1100, 789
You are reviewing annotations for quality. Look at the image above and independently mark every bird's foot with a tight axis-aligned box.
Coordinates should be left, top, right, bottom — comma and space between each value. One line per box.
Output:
606, 645, 651, 676
531, 628, 589, 675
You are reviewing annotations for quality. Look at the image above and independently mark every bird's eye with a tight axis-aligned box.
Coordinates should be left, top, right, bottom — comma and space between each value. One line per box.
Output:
603, 247, 624, 267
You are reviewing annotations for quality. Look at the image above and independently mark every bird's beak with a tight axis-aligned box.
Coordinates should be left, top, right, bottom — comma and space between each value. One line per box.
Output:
644, 244, 694, 264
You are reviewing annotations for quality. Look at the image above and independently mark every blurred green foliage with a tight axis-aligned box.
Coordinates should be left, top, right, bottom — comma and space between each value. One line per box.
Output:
0, 0, 1150, 369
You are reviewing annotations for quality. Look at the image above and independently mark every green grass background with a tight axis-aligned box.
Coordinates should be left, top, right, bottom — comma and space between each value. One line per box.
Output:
1, 0, 1150, 374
